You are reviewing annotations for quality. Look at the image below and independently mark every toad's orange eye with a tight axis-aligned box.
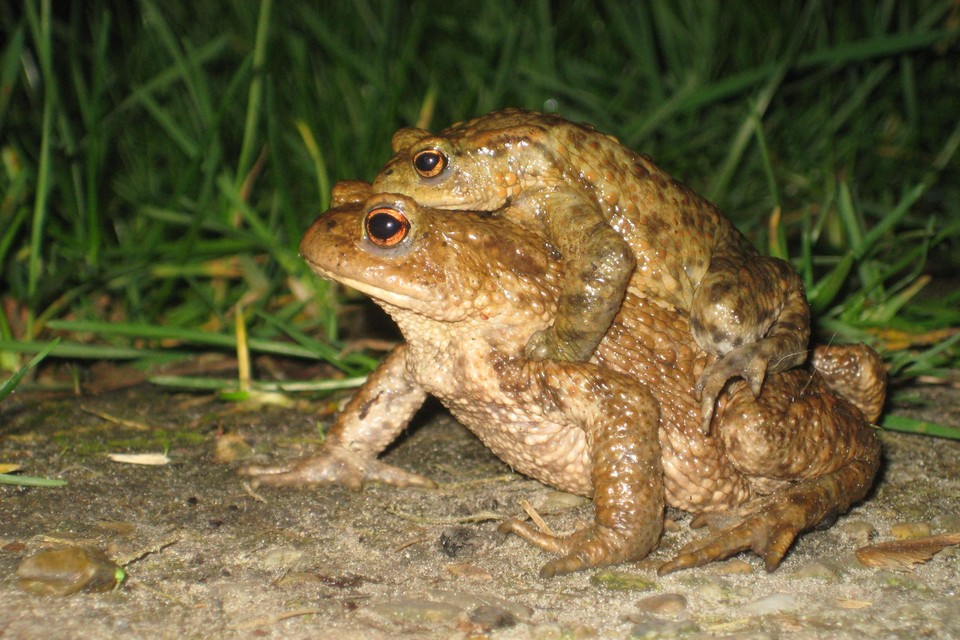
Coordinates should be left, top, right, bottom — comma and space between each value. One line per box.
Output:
412, 149, 446, 178
365, 207, 410, 247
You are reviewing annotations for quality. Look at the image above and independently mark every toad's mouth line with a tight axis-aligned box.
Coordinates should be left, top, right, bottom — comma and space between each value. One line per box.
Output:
303, 258, 428, 308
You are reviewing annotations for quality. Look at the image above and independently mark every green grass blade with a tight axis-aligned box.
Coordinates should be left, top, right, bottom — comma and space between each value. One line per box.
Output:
0, 337, 59, 402
149, 375, 366, 393
880, 415, 960, 440
235, 0, 272, 185
43, 320, 372, 370
0, 473, 68, 487
24, 0, 55, 320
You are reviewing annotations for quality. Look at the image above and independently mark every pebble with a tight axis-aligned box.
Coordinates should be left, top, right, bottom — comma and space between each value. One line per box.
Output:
635, 593, 687, 614
261, 546, 303, 569
741, 593, 798, 615
677, 575, 730, 600
469, 604, 517, 630
16, 546, 122, 596
541, 490, 590, 511
890, 522, 932, 540
837, 519, 877, 545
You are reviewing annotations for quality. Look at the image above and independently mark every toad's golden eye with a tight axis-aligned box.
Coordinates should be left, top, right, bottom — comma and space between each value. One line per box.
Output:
365, 207, 410, 247
412, 149, 447, 178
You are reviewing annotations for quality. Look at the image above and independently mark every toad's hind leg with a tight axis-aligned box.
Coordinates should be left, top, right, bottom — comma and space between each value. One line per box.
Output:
499, 362, 664, 578
660, 371, 881, 574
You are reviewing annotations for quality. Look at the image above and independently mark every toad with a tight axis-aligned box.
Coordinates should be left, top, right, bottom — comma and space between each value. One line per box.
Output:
242, 182, 884, 577
373, 108, 810, 429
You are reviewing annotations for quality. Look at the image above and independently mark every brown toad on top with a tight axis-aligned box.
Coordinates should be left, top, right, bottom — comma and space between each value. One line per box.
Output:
242, 181, 884, 578
373, 108, 810, 429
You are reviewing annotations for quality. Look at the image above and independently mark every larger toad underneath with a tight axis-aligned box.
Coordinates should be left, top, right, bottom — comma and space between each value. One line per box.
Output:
243, 182, 883, 577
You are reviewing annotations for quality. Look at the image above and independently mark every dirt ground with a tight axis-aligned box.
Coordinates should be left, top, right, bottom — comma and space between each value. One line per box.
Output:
1, 378, 959, 639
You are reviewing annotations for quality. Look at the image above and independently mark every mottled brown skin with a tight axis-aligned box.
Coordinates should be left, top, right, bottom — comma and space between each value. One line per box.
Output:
242, 182, 884, 577
373, 108, 811, 429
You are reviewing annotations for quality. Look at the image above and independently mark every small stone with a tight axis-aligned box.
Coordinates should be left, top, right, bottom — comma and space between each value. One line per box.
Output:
837, 519, 876, 545
742, 593, 798, 615
677, 575, 729, 599
541, 490, 589, 511
261, 546, 303, 569
635, 593, 687, 614
17, 546, 122, 596
469, 604, 517, 629
891, 522, 932, 540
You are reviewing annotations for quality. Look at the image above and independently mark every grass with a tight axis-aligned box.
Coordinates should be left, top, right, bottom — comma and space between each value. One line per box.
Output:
1, 1, 959, 432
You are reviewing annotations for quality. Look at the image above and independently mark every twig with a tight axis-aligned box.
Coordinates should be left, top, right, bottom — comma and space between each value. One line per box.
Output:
80, 406, 152, 431
385, 506, 503, 525
519, 498, 554, 536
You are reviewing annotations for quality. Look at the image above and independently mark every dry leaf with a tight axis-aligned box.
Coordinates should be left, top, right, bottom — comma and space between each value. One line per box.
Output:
855, 532, 960, 570
107, 453, 171, 466
0, 463, 24, 474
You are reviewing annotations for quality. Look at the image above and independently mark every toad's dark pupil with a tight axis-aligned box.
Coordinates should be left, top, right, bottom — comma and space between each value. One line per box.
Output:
367, 212, 404, 241
414, 151, 441, 174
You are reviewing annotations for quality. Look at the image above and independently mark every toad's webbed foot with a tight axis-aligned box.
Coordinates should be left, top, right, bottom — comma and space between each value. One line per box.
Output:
499, 517, 656, 578
240, 449, 436, 491
658, 454, 877, 575
695, 339, 807, 432
657, 498, 804, 575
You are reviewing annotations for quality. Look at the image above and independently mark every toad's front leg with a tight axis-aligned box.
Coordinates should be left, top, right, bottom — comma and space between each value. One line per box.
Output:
691, 249, 810, 431
240, 345, 434, 490
499, 362, 664, 577
524, 193, 635, 363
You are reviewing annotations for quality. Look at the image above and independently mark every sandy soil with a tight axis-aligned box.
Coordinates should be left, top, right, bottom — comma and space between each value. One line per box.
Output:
1, 381, 958, 639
